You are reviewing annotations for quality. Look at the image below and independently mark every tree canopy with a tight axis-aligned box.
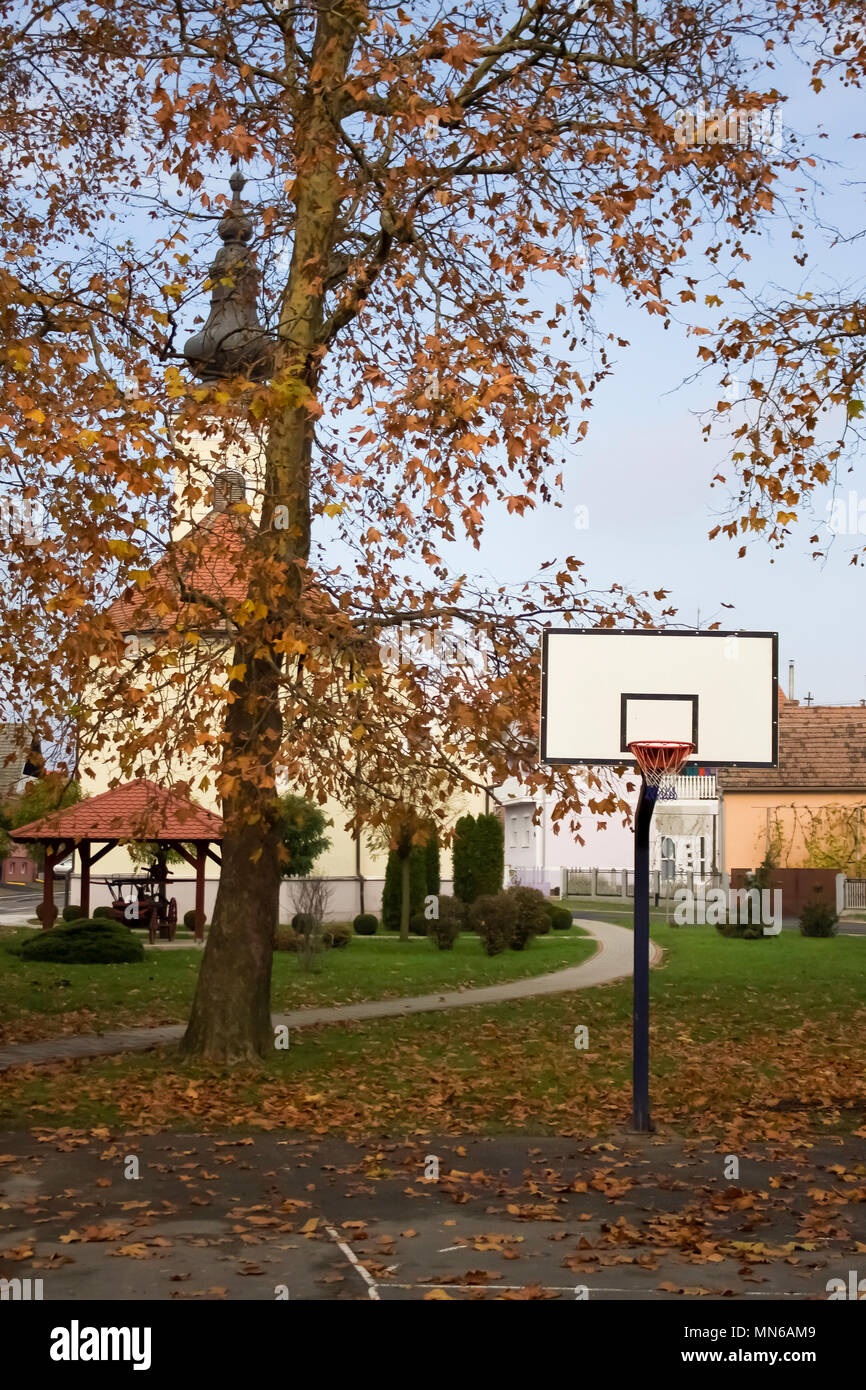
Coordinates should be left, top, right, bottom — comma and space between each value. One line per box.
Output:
0, 0, 860, 1057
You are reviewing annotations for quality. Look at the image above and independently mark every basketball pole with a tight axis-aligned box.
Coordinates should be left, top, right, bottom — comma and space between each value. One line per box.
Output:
632, 779, 655, 1132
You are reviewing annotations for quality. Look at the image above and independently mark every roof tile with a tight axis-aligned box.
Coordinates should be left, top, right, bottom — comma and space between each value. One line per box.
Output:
11, 778, 223, 843
719, 704, 866, 793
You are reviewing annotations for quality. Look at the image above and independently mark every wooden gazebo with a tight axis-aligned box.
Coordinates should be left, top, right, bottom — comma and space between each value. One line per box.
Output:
10, 778, 223, 941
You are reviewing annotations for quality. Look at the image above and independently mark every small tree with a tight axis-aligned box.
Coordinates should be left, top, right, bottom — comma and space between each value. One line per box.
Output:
289, 877, 332, 972
0, 775, 81, 865
274, 795, 331, 878
381, 844, 427, 936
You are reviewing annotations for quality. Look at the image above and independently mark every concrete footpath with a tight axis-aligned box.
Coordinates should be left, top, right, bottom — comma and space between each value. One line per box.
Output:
0, 918, 651, 1071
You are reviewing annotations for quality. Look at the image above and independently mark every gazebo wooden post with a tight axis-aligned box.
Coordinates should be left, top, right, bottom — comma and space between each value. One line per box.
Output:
194, 840, 207, 942
80, 841, 91, 918
42, 841, 56, 930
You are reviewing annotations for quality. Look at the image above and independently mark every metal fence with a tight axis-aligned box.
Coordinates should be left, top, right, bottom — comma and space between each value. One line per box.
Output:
845, 878, 866, 910
565, 868, 723, 900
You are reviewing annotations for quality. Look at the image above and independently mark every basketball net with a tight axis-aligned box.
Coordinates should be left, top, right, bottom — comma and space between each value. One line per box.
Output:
628, 740, 694, 801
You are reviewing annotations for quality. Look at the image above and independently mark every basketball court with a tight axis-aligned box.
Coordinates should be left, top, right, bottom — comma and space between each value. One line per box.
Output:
1, 1129, 861, 1302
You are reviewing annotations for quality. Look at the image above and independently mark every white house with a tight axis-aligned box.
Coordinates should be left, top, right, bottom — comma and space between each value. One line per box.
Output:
499, 768, 719, 895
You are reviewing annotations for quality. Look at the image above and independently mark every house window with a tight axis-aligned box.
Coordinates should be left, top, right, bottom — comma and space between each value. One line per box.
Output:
522, 814, 531, 848
661, 836, 676, 881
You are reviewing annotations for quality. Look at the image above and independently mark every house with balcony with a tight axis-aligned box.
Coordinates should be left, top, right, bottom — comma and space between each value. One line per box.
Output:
499, 765, 720, 895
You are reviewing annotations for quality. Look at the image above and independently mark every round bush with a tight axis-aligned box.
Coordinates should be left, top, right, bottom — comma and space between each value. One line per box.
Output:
273, 925, 299, 952
427, 895, 465, 951
353, 913, 378, 935
507, 886, 550, 950
92, 905, 117, 920
409, 912, 429, 936
547, 904, 573, 931
19, 920, 145, 964
62, 903, 83, 922
799, 900, 838, 937
428, 914, 460, 950
291, 912, 317, 934
469, 893, 517, 956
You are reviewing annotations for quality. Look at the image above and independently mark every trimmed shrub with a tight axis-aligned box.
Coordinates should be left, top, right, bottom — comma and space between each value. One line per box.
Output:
183, 908, 208, 932
92, 905, 117, 920
475, 814, 505, 897
275, 921, 351, 950
62, 903, 83, 922
469, 892, 517, 956
428, 896, 463, 951
291, 912, 316, 934
547, 903, 573, 931
534, 902, 551, 934
453, 814, 505, 904
799, 899, 838, 937
18, 920, 144, 964
436, 895, 466, 928
507, 885, 549, 950
408, 912, 428, 936
428, 915, 460, 950
715, 919, 772, 939
452, 815, 479, 904
353, 913, 378, 935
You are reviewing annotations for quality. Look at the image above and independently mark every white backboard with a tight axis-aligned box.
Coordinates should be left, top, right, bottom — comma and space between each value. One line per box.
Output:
540, 629, 778, 768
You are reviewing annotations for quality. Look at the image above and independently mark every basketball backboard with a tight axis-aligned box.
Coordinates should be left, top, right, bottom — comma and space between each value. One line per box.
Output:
540, 629, 778, 768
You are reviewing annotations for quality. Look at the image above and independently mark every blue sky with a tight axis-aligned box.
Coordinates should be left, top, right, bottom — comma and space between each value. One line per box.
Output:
448, 51, 866, 705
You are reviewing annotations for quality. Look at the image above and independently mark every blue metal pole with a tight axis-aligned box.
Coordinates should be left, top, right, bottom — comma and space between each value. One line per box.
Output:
632, 780, 656, 1131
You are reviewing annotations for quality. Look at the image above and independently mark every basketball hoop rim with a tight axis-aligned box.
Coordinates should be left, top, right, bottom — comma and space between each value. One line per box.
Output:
627, 739, 695, 782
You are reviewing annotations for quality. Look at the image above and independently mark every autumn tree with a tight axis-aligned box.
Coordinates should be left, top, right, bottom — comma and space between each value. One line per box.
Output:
0, 0, 823, 1060
699, 6, 866, 561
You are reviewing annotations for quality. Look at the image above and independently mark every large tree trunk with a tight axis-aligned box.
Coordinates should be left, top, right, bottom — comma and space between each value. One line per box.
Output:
181, 653, 284, 1063
181, 2, 360, 1062
181, 811, 280, 1062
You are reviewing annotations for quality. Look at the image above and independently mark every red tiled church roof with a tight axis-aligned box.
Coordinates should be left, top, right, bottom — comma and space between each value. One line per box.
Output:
11, 778, 223, 843
719, 704, 866, 793
105, 512, 252, 633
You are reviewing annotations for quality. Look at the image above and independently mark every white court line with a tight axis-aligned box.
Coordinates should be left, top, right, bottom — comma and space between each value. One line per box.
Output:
325, 1225, 381, 1301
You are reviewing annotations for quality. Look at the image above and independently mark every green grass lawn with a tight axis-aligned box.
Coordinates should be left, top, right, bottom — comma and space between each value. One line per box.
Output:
0, 924, 594, 1044
1, 920, 864, 1145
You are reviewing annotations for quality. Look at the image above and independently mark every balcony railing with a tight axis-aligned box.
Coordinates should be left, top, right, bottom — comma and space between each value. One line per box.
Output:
662, 774, 717, 800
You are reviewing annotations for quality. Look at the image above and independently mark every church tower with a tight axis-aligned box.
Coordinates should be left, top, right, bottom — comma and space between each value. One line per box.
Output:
173, 169, 273, 536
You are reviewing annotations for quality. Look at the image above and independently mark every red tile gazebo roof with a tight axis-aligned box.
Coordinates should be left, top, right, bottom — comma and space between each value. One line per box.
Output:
11, 777, 223, 844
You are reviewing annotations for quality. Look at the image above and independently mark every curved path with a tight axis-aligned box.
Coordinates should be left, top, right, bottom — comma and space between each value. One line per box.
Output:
0, 917, 657, 1072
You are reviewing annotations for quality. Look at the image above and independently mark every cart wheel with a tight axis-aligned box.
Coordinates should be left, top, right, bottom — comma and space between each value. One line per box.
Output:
168, 897, 178, 940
